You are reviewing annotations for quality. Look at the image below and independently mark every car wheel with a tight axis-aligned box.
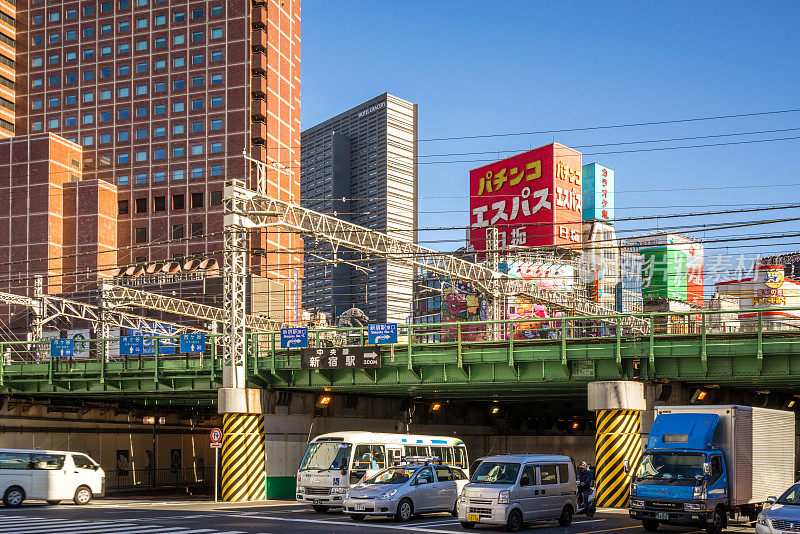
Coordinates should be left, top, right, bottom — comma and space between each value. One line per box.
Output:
506, 509, 523, 532
642, 520, 660, 531
312, 505, 330, 513
46, 500, 61, 505
559, 505, 574, 527
349, 514, 366, 521
73, 486, 92, 505
3, 487, 24, 508
395, 498, 413, 522
461, 521, 476, 529
706, 508, 725, 534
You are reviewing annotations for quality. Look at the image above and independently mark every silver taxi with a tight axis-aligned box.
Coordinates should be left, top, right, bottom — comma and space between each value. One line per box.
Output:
344, 461, 469, 521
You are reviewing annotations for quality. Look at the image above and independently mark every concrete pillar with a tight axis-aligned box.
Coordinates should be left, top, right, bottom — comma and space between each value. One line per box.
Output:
588, 381, 646, 508
218, 388, 265, 502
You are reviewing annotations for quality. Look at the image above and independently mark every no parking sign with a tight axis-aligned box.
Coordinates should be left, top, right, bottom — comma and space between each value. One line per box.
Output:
210, 427, 222, 448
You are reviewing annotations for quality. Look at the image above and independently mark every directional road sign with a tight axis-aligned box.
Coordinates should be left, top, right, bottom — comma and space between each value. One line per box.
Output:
180, 333, 206, 353
300, 346, 381, 370
120, 335, 143, 355
50, 339, 73, 358
281, 327, 308, 349
368, 323, 398, 344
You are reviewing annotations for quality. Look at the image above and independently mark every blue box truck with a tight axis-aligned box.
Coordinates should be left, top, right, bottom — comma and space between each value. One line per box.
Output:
629, 405, 795, 534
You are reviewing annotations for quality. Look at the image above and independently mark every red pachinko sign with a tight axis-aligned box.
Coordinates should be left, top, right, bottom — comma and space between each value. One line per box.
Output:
469, 143, 583, 253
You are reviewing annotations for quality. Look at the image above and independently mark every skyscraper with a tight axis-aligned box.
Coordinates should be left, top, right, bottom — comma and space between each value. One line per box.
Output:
300, 93, 417, 324
1, 0, 302, 319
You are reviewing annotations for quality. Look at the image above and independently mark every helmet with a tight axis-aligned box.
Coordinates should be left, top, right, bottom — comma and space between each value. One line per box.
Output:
579, 461, 588, 469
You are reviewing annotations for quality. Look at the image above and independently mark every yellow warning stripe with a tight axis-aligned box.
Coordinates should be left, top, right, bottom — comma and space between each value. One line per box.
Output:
221, 414, 266, 502
595, 410, 642, 508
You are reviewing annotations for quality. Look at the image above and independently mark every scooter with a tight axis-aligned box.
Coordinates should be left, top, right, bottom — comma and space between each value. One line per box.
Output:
577, 486, 596, 518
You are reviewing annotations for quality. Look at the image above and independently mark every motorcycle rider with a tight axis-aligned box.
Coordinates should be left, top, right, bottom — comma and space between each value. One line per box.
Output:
577, 461, 594, 514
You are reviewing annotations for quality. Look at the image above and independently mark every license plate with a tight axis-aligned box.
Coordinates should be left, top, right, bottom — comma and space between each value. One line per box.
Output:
355, 503, 365, 511
467, 513, 480, 522
656, 512, 670, 520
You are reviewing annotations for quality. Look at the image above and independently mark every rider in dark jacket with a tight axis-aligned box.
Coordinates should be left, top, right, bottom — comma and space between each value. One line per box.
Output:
577, 461, 594, 511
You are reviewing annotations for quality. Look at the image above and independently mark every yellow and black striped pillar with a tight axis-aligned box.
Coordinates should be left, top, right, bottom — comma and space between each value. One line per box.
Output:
595, 409, 643, 508
221, 413, 266, 502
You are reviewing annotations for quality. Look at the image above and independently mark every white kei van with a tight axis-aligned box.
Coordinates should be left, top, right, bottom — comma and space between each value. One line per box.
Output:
0, 449, 105, 507
458, 454, 577, 532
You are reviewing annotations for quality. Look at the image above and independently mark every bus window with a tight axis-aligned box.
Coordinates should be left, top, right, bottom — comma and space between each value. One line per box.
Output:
453, 446, 467, 468
404, 445, 428, 457
352, 445, 386, 470
30, 453, 65, 470
0, 452, 32, 469
300, 442, 352, 471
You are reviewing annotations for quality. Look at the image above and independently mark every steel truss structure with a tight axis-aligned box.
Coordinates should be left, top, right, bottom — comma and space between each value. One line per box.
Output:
235, 156, 651, 333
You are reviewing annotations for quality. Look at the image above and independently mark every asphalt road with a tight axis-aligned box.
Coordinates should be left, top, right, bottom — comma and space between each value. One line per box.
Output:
0, 498, 758, 534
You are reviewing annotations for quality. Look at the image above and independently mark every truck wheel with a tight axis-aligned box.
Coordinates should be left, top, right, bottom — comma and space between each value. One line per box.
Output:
558, 505, 574, 526
642, 520, 660, 531
312, 505, 330, 513
73, 485, 92, 505
707, 508, 725, 534
506, 509, 523, 532
3, 486, 24, 508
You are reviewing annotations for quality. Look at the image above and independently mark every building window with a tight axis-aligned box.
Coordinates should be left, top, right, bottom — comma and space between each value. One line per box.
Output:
211, 5, 223, 16
118, 109, 130, 119
101, 133, 111, 143
154, 82, 166, 93
135, 228, 147, 244
136, 40, 147, 51
211, 97, 223, 108
83, 92, 94, 103
154, 171, 165, 182
119, 65, 130, 76
48, 118, 60, 128
173, 79, 184, 90
192, 31, 203, 42
173, 146, 185, 157
83, 135, 94, 146
173, 169, 184, 181
48, 96, 60, 107
49, 32, 60, 43
136, 18, 148, 29
101, 89, 112, 100
135, 173, 147, 183
135, 198, 148, 213
173, 34, 185, 45
136, 62, 148, 73
155, 59, 166, 70
101, 2, 112, 13
101, 112, 112, 122
154, 148, 165, 160
154, 126, 165, 137
82, 113, 93, 124
210, 165, 223, 177
192, 76, 203, 87
191, 98, 203, 110
172, 194, 185, 209
83, 71, 94, 81
191, 121, 203, 133
191, 54, 203, 65
118, 131, 129, 142
32, 57, 43, 67
174, 11, 186, 22
118, 174, 129, 185
32, 78, 43, 87
191, 192, 204, 208
210, 118, 223, 130
118, 87, 129, 98
172, 224, 184, 239
211, 50, 223, 62
49, 12, 60, 22
173, 124, 185, 135
65, 30, 77, 41
32, 121, 43, 131
191, 167, 203, 179
155, 37, 166, 48
211, 28, 223, 39
119, 0, 130, 11
83, 27, 94, 38
155, 104, 166, 115
65, 116, 77, 126
136, 106, 147, 118
65, 51, 77, 62
118, 200, 129, 214
210, 142, 222, 154
84, 5, 95, 15
191, 222, 203, 237
135, 151, 147, 162
173, 101, 185, 113
100, 68, 112, 78
191, 144, 203, 156
155, 15, 166, 25
118, 153, 130, 164
33, 15, 43, 25
136, 84, 147, 95
153, 196, 166, 211
210, 190, 223, 206
192, 8, 204, 19
118, 43, 130, 54
136, 128, 147, 139
211, 74, 223, 85
173, 56, 185, 68
101, 24, 112, 35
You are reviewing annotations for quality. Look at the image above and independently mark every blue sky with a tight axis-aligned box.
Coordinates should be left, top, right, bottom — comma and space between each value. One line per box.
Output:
301, 1, 800, 276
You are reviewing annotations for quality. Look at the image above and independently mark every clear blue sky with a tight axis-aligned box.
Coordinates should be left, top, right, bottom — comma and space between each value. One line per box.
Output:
301, 1, 800, 280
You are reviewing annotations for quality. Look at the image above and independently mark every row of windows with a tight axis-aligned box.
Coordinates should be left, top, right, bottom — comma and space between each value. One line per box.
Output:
32, 93, 225, 110
33, 119, 226, 139
31, 48, 226, 67
116, 165, 225, 185
119, 190, 221, 215
31, 27, 225, 46
31, 3, 223, 24
31, 72, 224, 89
32, 106, 229, 127
133, 221, 207, 244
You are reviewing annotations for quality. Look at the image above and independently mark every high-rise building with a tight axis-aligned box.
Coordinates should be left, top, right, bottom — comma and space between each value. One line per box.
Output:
0, 0, 302, 320
300, 93, 417, 324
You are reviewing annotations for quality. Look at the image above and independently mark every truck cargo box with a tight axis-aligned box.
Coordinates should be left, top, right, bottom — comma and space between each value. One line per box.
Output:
655, 405, 794, 506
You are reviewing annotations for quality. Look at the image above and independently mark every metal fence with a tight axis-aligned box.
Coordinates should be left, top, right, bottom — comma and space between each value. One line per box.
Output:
107, 467, 214, 492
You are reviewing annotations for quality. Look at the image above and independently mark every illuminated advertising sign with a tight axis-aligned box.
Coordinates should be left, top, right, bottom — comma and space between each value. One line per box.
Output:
582, 163, 614, 222
469, 143, 582, 252
634, 233, 704, 305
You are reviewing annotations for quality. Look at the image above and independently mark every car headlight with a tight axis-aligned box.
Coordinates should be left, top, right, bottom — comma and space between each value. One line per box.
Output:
297, 486, 305, 493
631, 499, 645, 508
379, 489, 397, 500
630, 484, 637, 498
757, 514, 770, 526
684, 502, 705, 511
460, 488, 467, 503
498, 490, 510, 504
330, 487, 347, 494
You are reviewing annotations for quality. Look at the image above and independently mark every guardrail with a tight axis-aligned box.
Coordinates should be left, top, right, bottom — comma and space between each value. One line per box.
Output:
107, 466, 214, 492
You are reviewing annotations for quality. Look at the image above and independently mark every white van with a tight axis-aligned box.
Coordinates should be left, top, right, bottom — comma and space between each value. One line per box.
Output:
0, 449, 105, 507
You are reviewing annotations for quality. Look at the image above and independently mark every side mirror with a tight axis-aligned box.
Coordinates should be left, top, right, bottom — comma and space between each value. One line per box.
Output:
703, 462, 711, 476
623, 460, 630, 474
341, 466, 348, 474
768, 496, 777, 504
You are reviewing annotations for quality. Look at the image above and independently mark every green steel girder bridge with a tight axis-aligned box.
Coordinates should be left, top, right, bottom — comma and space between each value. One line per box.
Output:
1, 308, 800, 405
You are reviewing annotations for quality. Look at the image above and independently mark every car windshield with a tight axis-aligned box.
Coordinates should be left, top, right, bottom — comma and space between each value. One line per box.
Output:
777, 485, 800, 505
634, 452, 704, 485
471, 462, 521, 484
299, 441, 352, 470
365, 467, 416, 485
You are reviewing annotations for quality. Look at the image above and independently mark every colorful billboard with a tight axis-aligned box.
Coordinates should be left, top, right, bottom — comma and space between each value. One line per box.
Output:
582, 163, 614, 222
499, 260, 574, 292
631, 234, 704, 305
469, 143, 583, 252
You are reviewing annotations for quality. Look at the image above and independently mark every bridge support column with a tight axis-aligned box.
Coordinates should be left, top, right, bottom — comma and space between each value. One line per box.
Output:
588, 381, 645, 508
218, 388, 265, 502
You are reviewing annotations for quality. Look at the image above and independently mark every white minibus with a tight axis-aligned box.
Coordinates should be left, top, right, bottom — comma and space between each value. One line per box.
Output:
296, 431, 468, 511
0, 449, 105, 507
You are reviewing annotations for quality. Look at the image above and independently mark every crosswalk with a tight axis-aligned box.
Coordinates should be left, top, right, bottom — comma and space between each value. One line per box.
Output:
0, 515, 248, 534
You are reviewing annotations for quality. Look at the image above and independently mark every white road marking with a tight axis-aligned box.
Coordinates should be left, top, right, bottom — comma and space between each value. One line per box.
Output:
236, 514, 463, 533
0, 515, 245, 534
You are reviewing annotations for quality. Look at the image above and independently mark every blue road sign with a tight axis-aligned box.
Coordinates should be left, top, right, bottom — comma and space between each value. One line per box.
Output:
280, 327, 308, 349
130, 328, 176, 355
120, 335, 143, 355
180, 333, 206, 353
368, 323, 398, 345
50, 338, 73, 358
